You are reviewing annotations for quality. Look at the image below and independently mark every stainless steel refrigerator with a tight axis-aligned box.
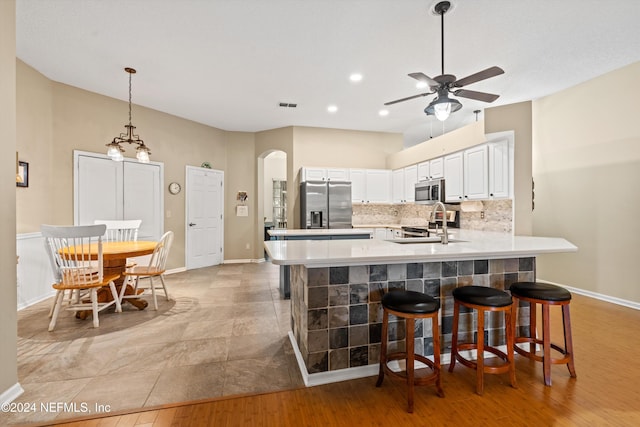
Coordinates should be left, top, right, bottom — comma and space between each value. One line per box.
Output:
300, 181, 352, 229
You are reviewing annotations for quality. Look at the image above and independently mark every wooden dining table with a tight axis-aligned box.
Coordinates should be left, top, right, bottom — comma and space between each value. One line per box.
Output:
62, 240, 157, 314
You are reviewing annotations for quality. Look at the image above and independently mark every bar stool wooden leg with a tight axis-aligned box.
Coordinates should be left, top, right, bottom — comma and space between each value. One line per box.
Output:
376, 310, 389, 387
542, 304, 552, 385
476, 308, 485, 395
406, 318, 415, 413
528, 300, 537, 354
448, 301, 460, 373
433, 315, 444, 397
562, 305, 577, 378
506, 303, 517, 388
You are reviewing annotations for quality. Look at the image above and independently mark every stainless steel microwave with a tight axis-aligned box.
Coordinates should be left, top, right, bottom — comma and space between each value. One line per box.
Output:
415, 178, 446, 205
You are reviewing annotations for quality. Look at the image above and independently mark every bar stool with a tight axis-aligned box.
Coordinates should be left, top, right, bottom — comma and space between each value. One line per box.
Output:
448, 286, 517, 395
376, 290, 444, 413
510, 281, 576, 386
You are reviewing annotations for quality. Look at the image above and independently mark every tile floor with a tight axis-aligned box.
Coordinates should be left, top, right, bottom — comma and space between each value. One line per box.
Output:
5, 262, 304, 425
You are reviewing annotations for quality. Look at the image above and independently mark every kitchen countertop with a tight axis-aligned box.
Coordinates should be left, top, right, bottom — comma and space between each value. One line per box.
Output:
267, 228, 373, 237
264, 229, 577, 267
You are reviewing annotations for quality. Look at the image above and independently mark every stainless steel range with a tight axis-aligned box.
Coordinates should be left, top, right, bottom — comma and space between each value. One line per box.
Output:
400, 210, 459, 238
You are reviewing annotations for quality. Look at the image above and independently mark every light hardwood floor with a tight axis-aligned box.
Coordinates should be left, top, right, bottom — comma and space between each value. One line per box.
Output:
16, 285, 640, 427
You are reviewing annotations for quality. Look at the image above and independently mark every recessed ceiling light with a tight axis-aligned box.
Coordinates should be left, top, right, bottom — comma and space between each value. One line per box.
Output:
379, 109, 389, 116
327, 105, 338, 113
349, 73, 363, 82
416, 81, 429, 89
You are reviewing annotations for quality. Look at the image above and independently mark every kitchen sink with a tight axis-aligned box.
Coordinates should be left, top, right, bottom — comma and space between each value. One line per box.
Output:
388, 237, 467, 244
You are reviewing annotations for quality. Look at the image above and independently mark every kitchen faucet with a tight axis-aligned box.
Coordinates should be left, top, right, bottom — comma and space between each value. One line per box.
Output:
431, 201, 449, 244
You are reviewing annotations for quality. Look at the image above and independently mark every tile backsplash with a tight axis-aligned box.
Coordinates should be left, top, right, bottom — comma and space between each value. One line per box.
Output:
352, 199, 512, 233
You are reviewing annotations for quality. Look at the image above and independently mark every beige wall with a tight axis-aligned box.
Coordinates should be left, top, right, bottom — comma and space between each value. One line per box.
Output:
532, 62, 640, 303
1, 0, 18, 400
224, 131, 256, 260
485, 101, 533, 235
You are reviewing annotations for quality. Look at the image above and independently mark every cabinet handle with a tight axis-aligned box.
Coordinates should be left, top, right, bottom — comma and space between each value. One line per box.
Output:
490, 193, 494, 197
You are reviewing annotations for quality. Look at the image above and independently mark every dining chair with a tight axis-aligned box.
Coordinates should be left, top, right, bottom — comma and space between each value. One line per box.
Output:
41, 224, 122, 331
122, 231, 174, 310
94, 219, 143, 268
94, 219, 142, 242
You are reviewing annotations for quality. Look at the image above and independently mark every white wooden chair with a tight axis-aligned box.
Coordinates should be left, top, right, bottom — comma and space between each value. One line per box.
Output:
122, 231, 174, 310
42, 224, 122, 331
94, 219, 142, 268
93, 219, 142, 242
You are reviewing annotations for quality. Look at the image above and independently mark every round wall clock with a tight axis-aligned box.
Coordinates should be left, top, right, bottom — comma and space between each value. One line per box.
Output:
168, 182, 181, 195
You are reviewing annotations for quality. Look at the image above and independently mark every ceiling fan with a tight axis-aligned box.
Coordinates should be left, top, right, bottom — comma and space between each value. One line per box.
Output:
385, 1, 504, 121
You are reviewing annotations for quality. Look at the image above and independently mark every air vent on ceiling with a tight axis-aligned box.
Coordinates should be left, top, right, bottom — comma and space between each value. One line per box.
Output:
278, 102, 297, 108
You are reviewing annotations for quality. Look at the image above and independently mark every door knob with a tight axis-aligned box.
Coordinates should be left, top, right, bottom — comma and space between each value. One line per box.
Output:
189, 222, 196, 226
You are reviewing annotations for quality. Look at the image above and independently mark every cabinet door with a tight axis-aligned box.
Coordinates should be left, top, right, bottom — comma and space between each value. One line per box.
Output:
404, 165, 418, 202
463, 145, 489, 200
444, 153, 463, 202
303, 167, 327, 181
349, 169, 367, 202
392, 169, 404, 203
488, 141, 510, 198
366, 169, 391, 203
326, 168, 349, 181
123, 162, 163, 240
417, 161, 430, 181
430, 157, 444, 178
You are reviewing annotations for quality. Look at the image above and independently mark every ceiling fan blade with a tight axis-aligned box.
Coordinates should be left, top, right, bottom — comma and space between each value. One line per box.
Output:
453, 66, 504, 88
408, 72, 439, 88
384, 92, 432, 106
453, 89, 500, 103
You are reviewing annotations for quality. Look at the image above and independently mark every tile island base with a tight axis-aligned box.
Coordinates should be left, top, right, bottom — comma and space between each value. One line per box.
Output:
289, 258, 535, 386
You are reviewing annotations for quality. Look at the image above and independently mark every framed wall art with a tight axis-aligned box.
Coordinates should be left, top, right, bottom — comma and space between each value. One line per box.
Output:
16, 161, 28, 187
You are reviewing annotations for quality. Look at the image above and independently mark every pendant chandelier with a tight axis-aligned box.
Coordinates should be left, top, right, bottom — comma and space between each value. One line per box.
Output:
106, 67, 151, 163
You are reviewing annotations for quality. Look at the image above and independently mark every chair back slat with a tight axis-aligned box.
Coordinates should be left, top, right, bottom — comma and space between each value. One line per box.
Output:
41, 224, 105, 286
94, 219, 142, 242
147, 231, 174, 271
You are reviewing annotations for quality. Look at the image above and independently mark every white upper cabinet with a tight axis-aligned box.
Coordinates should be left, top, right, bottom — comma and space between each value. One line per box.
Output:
417, 161, 430, 181
392, 168, 404, 203
463, 145, 489, 200
444, 152, 464, 202
301, 167, 349, 181
349, 168, 367, 202
488, 140, 510, 199
392, 165, 418, 203
349, 168, 391, 203
366, 169, 392, 203
403, 165, 418, 202
430, 157, 444, 178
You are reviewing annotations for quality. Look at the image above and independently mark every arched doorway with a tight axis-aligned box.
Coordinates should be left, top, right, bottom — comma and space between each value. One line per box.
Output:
257, 150, 287, 260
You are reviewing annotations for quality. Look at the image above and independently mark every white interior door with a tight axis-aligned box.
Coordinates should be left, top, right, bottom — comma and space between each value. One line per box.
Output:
186, 166, 224, 269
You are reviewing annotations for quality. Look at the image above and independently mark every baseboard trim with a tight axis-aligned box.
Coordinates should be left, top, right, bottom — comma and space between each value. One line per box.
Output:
538, 279, 640, 311
223, 258, 265, 264
0, 382, 24, 406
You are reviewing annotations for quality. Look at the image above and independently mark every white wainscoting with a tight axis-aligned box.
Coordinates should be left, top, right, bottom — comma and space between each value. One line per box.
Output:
17, 232, 55, 310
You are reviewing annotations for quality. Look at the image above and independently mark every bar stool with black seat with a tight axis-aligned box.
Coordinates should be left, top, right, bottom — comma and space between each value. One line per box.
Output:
509, 281, 576, 386
448, 286, 517, 395
376, 290, 444, 413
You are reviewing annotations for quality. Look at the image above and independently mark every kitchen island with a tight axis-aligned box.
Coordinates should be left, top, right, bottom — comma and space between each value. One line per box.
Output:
263, 229, 577, 386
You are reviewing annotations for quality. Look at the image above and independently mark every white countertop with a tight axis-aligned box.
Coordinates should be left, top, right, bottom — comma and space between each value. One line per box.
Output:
264, 229, 577, 267
268, 228, 373, 237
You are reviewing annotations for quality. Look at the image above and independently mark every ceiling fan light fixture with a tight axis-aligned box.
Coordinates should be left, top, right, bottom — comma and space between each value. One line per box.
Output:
424, 94, 462, 121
